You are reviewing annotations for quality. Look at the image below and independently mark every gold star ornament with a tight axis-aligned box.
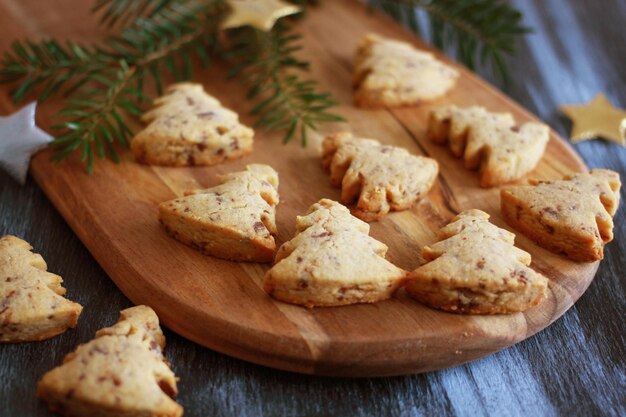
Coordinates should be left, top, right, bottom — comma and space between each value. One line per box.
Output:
222, 0, 302, 32
560, 93, 626, 146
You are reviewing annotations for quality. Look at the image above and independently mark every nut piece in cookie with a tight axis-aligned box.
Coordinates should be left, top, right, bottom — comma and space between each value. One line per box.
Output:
0, 235, 82, 343
159, 164, 279, 262
131, 82, 253, 166
37, 306, 183, 417
406, 210, 548, 314
353, 33, 459, 108
501, 169, 621, 262
264, 199, 407, 307
428, 105, 549, 187
322, 132, 439, 221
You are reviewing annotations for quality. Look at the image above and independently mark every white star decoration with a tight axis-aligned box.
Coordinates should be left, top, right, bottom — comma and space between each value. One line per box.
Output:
0, 102, 52, 184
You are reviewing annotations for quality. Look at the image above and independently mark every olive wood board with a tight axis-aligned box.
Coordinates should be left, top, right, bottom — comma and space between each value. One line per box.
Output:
0, 0, 598, 376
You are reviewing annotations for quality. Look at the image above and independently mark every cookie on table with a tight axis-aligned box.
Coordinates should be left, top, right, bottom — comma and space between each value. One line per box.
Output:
131, 82, 253, 166
264, 199, 406, 307
501, 169, 621, 262
322, 132, 438, 221
159, 164, 279, 262
428, 105, 549, 187
0, 235, 82, 343
37, 305, 182, 417
406, 210, 548, 314
353, 33, 459, 107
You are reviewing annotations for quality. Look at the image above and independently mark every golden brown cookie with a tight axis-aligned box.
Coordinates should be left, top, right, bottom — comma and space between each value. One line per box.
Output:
264, 199, 407, 307
353, 34, 459, 107
428, 105, 549, 187
0, 235, 82, 343
159, 164, 279, 262
501, 169, 621, 262
37, 305, 182, 417
406, 210, 548, 314
131, 82, 253, 166
322, 132, 438, 221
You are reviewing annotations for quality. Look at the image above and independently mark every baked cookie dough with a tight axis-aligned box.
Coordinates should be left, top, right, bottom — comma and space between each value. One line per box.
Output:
0, 235, 82, 343
428, 105, 549, 187
501, 169, 621, 262
322, 132, 438, 221
159, 164, 279, 262
406, 210, 548, 314
38, 305, 182, 417
353, 33, 459, 107
131, 82, 253, 166
264, 199, 407, 307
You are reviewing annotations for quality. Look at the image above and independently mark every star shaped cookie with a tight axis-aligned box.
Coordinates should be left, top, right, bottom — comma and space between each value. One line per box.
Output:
222, 0, 301, 31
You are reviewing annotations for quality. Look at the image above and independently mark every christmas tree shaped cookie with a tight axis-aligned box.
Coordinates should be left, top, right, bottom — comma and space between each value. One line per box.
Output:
428, 105, 549, 187
0, 235, 82, 343
501, 169, 621, 262
159, 164, 279, 262
131, 83, 253, 166
406, 210, 548, 314
353, 34, 459, 107
322, 132, 439, 221
264, 199, 406, 307
38, 306, 183, 417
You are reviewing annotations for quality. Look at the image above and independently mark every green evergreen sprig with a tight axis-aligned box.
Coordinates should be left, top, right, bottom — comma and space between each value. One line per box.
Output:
225, 24, 344, 145
2, 0, 224, 172
93, 0, 177, 27
106, 1, 222, 92
368, 0, 529, 82
50, 62, 140, 172
0, 40, 108, 102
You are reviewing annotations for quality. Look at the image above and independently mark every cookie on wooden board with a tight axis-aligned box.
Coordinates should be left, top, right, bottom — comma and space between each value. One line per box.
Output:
159, 164, 279, 262
0, 235, 82, 343
428, 105, 549, 187
501, 169, 621, 262
131, 82, 253, 166
406, 210, 548, 314
353, 33, 459, 107
37, 305, 182, 417
264, 199, 407, 307
322, 132, 438, 221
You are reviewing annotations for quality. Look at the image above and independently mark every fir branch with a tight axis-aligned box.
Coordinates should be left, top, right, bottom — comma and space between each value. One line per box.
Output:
48, 0, 223, 172
225, 24, 344, 145
107, 1, 223, 92
368, 0, 530, 82
1, 1, 222, 103
92, 0, 177, 27
0, 40, 110, 102
50, 62, 140, 173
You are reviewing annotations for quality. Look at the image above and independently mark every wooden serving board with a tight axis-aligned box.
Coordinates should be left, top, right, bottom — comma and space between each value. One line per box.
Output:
1, 0, 598, 376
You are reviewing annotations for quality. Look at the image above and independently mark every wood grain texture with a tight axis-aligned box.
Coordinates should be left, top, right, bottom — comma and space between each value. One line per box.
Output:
0, 0, 624, 415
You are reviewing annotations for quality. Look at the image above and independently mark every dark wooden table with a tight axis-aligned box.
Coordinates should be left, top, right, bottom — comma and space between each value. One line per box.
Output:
1, 1, 625, 416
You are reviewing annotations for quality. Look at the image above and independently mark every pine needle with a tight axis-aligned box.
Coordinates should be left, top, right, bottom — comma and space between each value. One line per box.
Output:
224, 23, 344, 146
